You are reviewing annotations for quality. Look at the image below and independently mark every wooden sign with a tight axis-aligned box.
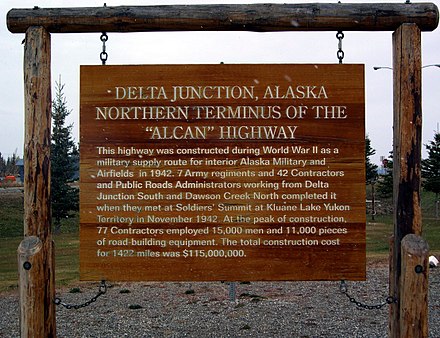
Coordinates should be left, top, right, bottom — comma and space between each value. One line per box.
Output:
80, 64, 365, 281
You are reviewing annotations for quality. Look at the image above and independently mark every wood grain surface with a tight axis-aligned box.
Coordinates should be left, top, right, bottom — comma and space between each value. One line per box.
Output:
80, 64, 366, 281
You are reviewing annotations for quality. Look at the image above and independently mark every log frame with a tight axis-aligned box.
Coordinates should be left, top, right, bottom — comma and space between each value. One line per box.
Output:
8, 3, 435, 337
7, 3, 439, 34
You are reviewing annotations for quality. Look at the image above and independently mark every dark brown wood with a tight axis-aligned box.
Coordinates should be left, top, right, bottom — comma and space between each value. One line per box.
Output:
400, 234, 429, 337
22, 26, 55, 337
7, 3, 439, 34
79, 64, 366, 282
390, 23, 422, 338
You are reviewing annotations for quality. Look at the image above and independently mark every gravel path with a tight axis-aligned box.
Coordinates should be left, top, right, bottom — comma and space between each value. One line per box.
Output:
1, 262, 439, 337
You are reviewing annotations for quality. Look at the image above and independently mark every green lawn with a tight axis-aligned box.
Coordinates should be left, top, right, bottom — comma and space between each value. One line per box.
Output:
1, 189, 439, 292
0, 189, 80, 291
365, 189, 440, 255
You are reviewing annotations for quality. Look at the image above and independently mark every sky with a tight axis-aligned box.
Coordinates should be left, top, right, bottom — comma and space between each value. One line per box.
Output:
1, 0, 439, 166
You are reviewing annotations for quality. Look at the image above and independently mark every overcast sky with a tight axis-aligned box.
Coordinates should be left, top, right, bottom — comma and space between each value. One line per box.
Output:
1, 0, 439, 165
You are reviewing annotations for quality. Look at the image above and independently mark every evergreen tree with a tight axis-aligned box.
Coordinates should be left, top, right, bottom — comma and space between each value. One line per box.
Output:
0, 152, 6, 176
5, 151, 19, 176
365, 135, 378, 184
0, 151, 20, 177
422, 131, 440, 218
51, 80, 79, 231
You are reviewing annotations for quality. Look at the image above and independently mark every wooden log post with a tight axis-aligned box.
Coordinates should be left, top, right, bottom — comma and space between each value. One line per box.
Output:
18, 236, 44, 337
390, 23, 423, 338
22, 26, 55, 337
400, 234, 429, 337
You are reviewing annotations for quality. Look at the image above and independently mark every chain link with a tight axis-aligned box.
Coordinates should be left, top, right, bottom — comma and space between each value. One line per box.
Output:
54, 279, 397, 310
54, 280, 107, 310
100, 32, 108, 65
339, 280, 397, 310
336, 31, 344, 64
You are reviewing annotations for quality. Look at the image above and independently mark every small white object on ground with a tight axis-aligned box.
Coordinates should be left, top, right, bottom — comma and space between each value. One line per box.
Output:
429, 255, 439, 268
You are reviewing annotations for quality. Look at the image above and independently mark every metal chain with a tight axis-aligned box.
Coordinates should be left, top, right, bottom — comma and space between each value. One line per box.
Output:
54, 280, 107, 310
100, 32, 108, 65
339, 280, 397, 310
336, 31, 344, 64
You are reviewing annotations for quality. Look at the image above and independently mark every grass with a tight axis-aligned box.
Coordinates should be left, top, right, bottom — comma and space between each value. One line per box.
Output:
366, 215, 393, 254
365, 189, 440, 256
0, 189, 80, 292
0, 190, 24, 237
0, 188, 439, 293
0, 231, 80, 292
0, 236, 22, 291
53, 232, 80, 287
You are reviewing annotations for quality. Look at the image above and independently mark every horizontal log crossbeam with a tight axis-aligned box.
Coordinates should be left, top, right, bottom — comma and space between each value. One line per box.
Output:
7, 3, 439, 34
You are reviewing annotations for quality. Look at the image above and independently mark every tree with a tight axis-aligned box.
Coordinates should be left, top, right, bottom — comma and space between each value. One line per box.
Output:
365, 135, 378, 184
5, 151, 20, 176
365, 135, 378, 219
0, 151, 20, 177
51, 80, 79, 231
422, 131, 440, 218
0, 152, 6, 176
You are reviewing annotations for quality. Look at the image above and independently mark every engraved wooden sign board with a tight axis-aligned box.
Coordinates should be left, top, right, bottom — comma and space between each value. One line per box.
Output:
80, 64, 366, 281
